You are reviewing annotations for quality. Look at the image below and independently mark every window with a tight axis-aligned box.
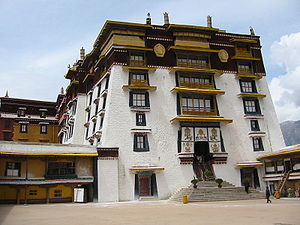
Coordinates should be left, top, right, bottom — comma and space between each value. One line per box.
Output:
40, 111, 46, 118
92, 122, 96, 133
129, 92, 150, 108
250, 120, 260, 131
238, 62, 252, 74
236, 43, 251, 56
97, 84, 101, 97
265, 161, 275, 174
54, 189, 62, 197
253, 137, 264, 151
29, 190, 37, 196
20, 124, 28, 133
177, 54, 209, 68
102, 97, 107, 109
95, 103, 99, 115
99, 117, 104, 130
47, 162, 75, 177
178, 73, 212, 89
181, 95, 214, 115
134, 134, 149, 152
240, 80, 256, 93
136, 113, 146, 126
243, 99, 261, 114
17, 108, 26, 117
130, 53, 145, 66
6, 162, 21, 177
40, 125, 48, 134
130, 72, 148, 86
85, 127, 89, 140
4, 120, 11, 129
88, 93, 93, 106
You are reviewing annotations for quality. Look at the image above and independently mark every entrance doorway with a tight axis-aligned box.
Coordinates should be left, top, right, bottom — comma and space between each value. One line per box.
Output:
134, 172, 157, 199
240, 167, 260, 190
193, 142, 214, 180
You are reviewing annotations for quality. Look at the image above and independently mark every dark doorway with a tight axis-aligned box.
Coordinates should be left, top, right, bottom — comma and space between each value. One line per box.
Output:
240, 167, 261, 190
194, 142, 211, 162
193, 141, 214, 180
135, 173, 157, 199
284, 159, 292, 171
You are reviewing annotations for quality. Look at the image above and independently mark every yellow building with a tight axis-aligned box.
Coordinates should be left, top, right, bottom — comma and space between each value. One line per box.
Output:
0, 141, 97, 204
257, 144, 300, 195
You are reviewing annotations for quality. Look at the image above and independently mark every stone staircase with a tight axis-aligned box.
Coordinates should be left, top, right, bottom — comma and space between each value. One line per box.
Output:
169, 181, 265, 202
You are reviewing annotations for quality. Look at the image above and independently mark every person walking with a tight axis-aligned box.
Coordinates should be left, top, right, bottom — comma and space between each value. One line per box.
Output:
244, 180, 250, 194
266, 187, 272, 203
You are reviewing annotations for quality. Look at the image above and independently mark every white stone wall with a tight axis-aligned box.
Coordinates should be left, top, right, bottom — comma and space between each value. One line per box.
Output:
214, 73, 285, 186
101, 66, 195, 200
98, 158, 119, 202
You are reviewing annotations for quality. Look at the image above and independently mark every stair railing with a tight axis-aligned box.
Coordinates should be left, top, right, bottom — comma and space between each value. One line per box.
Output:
278, 170, 292, 194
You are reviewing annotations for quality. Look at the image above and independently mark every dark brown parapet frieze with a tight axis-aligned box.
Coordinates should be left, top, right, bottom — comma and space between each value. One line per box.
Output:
97, 147, 119, 158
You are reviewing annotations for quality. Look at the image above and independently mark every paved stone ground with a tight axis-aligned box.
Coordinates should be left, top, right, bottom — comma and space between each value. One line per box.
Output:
0, 198, 299, 225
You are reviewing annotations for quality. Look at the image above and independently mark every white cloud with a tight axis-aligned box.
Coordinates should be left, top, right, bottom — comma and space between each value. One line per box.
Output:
269, 32, 300, 122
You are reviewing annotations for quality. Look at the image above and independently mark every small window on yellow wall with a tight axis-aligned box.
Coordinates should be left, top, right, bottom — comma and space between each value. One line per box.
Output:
54, 189, 62, 197
29, 190, 37, 196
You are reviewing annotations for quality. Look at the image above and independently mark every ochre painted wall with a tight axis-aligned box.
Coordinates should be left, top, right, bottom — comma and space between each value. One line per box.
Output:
13, 124, 59, 143
27, 159, 45, 178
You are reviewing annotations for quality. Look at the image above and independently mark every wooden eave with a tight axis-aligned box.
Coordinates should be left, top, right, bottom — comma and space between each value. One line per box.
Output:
238, 93, 266, 98
257, 148, 300, 160
170, 116, 233, 123
0, 152, 98, 157
122, 85, 157, 90
236, 74, 263, 79
64, 68, 77, 79
123, 66, 156, 71
170, 66, 223, 74
230, 38, 258, 44
231, 56, 261, 61
83, 73, 95, 83
171, 87, 225, 95
169, 46, 219, 53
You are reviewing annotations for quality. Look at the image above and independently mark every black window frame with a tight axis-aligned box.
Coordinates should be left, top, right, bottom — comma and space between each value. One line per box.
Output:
239, 79, 257, 93
129, 91, 150, 108
243, 98, 261, 114
40, 124, 48, 134
250, 120, 260, 131
252, 137, 264, 151
20, 124, 28, 133
136, 113, 146, 126
5, 162, 21, 177
133, 134, 149, 152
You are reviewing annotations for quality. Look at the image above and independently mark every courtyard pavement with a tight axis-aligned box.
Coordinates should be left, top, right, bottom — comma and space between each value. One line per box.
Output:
0, 198, 299, 225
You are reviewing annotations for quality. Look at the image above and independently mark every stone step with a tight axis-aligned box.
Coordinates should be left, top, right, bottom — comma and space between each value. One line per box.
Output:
169, 180, 265, 202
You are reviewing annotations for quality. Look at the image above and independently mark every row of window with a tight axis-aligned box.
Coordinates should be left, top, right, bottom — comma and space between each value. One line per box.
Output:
128, 52, 257, 75
5, 162, 76, 177
28, 189, 62, 197
17, 109, 48, 118
19, 124, 48, 134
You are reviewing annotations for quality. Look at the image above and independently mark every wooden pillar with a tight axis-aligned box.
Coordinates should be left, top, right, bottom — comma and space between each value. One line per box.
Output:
46, 187, 50, 204
16, 188, 20, 204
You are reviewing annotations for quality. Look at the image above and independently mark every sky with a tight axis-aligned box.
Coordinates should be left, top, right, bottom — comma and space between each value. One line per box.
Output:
0, 0, 299, 122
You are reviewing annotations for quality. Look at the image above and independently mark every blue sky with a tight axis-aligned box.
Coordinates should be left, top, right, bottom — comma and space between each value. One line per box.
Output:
0, 0, 299, 121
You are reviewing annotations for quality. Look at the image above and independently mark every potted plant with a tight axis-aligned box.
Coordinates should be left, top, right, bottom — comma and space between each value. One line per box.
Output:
204, 170, 213, 181
215, 178, 223, 188
191, 177, 199, 188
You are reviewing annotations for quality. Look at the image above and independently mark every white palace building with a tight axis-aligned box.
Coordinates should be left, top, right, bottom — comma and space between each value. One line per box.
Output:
57, 15, 285, 202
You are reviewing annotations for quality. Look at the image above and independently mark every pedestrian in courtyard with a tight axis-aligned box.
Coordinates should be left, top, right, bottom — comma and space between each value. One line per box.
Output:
266, 187, 272, 203
244, 180, 250, 194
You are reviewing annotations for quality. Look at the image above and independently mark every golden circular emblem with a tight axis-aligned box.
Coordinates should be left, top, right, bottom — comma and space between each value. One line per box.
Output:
218, 49, 229, 62
154, 43, 166, 58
